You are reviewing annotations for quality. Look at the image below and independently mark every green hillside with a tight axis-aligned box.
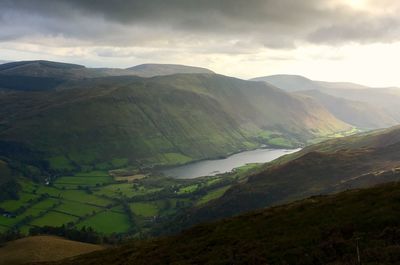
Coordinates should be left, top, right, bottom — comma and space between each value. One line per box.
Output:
0, 72, 351, 176
42, 182, 400, 265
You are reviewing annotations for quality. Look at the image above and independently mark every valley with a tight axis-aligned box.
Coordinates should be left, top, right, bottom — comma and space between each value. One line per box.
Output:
1, 60, 400, 264
4, 2, 400, 264
0, 161, 262, 237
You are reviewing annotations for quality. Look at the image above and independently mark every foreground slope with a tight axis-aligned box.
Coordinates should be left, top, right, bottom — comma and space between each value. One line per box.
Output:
0, 72, 349, 174
0, 235, 104, 265
43, 182, 400, 265
172, 126, 400, 230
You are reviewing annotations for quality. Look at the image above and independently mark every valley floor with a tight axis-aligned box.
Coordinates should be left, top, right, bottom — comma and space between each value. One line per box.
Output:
0, 164, 260, 238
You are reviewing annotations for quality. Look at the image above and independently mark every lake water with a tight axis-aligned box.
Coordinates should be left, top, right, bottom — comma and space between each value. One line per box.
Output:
162, 148, 300, 179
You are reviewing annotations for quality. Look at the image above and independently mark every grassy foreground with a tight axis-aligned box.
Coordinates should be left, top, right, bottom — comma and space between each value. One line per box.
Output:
0, 235, 104, 265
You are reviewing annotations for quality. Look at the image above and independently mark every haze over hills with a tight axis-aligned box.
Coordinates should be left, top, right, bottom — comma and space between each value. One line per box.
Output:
253, 74, 400, 129
252, 74, 370, 92
295, 90, 397, 129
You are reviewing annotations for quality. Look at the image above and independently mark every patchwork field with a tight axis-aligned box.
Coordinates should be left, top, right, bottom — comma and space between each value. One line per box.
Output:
0, 165, 259, 237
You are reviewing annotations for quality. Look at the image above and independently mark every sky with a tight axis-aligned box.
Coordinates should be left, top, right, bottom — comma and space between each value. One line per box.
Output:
1, 0, 400, 87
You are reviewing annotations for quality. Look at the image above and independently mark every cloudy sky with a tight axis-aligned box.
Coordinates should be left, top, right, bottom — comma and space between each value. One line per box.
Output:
1, 0, 400, 86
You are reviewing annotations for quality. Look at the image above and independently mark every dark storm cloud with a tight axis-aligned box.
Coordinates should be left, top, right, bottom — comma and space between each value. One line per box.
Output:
1, 0, 400, 50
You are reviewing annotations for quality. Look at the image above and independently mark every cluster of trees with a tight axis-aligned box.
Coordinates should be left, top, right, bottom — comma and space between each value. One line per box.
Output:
0, 180, 19, 201
0, 230, 23, 244
29, 225, 125, 244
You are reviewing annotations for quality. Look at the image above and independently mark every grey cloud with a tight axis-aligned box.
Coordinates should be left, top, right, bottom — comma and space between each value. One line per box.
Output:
308, 16, 400, 44
1, 0, 400, 52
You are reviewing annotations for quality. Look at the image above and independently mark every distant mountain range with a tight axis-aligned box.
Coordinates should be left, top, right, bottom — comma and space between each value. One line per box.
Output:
0, 60, 213, 91
252, 74, 400, 129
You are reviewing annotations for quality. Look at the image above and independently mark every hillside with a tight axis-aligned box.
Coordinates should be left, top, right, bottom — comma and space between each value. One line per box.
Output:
253, 74, 400, 128
169, 126, 400, 230
0, 71, 350, 176
40, 182, 400, 265
0, 235, 104, 265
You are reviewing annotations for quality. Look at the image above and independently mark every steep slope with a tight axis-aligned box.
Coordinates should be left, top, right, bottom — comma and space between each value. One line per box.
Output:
125, 63, 214, 77
0, 235, 104, 265
0, 73, 350, 173
172, 126, 400, 229
253, 74, 400, 127
296, 90, 397, 129
42, 182, 400, 265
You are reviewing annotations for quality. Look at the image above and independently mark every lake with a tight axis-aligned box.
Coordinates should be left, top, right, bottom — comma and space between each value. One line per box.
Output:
162, 148, 300, 179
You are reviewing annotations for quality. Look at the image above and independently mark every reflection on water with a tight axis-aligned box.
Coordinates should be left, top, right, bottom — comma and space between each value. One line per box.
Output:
162, 148, 300, 179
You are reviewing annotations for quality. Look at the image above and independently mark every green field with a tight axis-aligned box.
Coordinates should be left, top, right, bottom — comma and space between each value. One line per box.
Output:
196, 186, 231, 205
30, 211, 78, 227
76, 210, 131, 234
56, 201, 101, 217
95, 183, 163, 198
130, 202, 159, 217
0, 162, 262, 236
53, 171, 113, 189
57, 190, 112, 207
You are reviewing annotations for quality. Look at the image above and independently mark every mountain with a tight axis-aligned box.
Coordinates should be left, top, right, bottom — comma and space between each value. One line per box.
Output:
252, 74, 400, 128
251, 74, 369, 92
0, 61, 215, 91
295, 90, 397, 129
40, 182, 400, 265
252, 74, 322, 92
0, 235, 104, 265
0, 71, 350, 177
0, 61, 91, 91
170, 125, 400, 230
125, 63, 214, 77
